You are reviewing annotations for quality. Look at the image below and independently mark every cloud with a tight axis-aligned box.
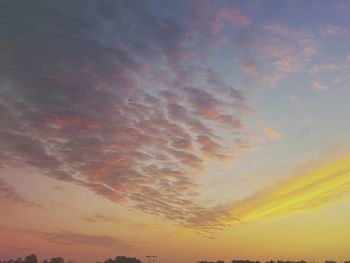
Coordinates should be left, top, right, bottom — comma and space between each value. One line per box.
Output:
82, 213, 120, 224
310, 63, 338, 75
43, 231, 132, 248
183, 86, 244, 129
0, 227, 134, 249
0, 1, 252, 226
241, 28, 319, 88
321, 25, 349, 36
242, 60, 282, 87
185, 156, 350, 231
196, 135, 234, 161
265, 23, 289, 36
243, 60, 258, 76
275, 56, 300, 73
312, 80, 328, 91
212, 8, 251, 33
297, 32, 319, 58
228, 156, 350, 223
264, 127, 282, 141
191, 2, 251, 46
289, 95, 300, 104
0, 178, 43, 208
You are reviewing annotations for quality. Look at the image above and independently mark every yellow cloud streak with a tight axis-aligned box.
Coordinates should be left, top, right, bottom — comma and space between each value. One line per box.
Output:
264, 127, 281, 141
227, 156, 350, 224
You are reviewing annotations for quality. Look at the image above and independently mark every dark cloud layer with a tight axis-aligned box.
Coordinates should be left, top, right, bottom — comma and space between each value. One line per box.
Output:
0, 0, 250, 228
43, 231, 132, 249
82, 213, 120, 224
0, 178, 42, 208
0, 226, 132, 249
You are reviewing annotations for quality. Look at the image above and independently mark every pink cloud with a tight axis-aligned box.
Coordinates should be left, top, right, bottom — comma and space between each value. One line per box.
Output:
289, 95, 301, 105
243, 60, 258, 76
212, 8, 251, 33
242, 59, 281, 87
265, 23, 289, 36
312, 80, 328, 91
275, 56, 300, 73
197, 135, 234, 161
191, 2, 252, 46
216, 8, 251, 25
297, 33, 318, 58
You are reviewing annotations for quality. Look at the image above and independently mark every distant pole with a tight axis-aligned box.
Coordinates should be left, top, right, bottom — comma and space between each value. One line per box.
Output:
146, 256, 157, 263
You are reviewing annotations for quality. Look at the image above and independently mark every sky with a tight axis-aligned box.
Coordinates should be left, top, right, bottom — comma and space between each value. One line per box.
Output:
1, 0, 350, 262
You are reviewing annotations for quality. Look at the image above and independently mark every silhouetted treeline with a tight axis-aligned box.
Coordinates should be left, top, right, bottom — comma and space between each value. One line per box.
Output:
0, 255, 141, 263
103, 256, 141, 263
2, 255, 349, 263
0, 256, 67, 263
198, 260, 225, 263
233, 260, 260, 263
42, 257, 64, 263
0, 255, 38, 263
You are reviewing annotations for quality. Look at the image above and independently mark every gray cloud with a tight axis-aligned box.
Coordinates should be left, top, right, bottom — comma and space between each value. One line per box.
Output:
0, 0, 251, 228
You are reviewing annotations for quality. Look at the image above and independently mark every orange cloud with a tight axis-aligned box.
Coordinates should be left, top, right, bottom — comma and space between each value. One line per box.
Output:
238, 145, 255, 152
264, 127, 281, 141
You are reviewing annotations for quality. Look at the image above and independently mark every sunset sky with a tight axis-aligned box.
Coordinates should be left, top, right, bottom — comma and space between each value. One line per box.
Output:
2, 1, 350, 263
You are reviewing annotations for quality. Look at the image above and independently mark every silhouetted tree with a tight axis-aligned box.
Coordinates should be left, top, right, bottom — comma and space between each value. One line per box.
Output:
114, 257, 141, 263
0, 255, 38, 263
232, 260, 260, 263
24, 255, 38, 263
50, 258, 64, 263
103, 257, 141, 263
104, 258, 114, 263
